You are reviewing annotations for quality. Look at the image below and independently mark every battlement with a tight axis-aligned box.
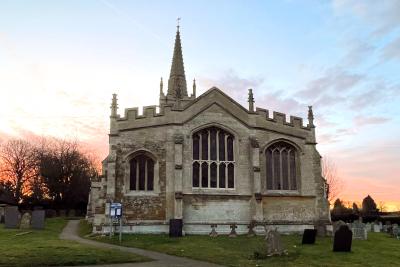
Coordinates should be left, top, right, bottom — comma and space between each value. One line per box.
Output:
118, 105, 164, 121
256, 107, 309, 130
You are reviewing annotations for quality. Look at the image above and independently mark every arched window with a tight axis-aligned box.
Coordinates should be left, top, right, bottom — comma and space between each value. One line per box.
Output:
129, 154, 154, 191
192, 126, 235, 189
266, 141, 297, 191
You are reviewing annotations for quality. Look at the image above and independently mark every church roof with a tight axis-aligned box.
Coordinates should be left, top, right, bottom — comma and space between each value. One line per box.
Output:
167, 25, 188, 99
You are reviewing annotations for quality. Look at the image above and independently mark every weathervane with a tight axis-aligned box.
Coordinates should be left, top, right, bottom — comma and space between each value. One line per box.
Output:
177, 17, 181, 30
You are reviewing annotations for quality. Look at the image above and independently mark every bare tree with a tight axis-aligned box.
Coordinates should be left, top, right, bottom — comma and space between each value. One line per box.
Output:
322, 157, 344, 204
0, 139, 37, 203
377, 201, 387, 212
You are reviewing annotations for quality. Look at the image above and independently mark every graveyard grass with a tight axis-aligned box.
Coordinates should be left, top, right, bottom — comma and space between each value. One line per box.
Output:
80, 221, 400, 267
0, 218, 150, 267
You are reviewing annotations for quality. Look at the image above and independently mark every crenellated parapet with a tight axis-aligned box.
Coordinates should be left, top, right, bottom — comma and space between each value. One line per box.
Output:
109, 88, 314, 136
255, 107, 310, 131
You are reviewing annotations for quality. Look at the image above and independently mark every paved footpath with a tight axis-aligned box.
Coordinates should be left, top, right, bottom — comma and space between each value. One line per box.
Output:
60, 220, 225, 267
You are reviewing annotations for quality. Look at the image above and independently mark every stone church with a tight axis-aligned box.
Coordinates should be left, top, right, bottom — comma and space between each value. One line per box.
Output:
87, 25, 330, 234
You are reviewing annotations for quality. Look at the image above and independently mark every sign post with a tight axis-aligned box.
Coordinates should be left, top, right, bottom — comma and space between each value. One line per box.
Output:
109, 203, 123, 243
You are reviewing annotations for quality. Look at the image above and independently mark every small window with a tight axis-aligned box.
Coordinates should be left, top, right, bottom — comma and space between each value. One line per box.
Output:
129, 154, 155, 191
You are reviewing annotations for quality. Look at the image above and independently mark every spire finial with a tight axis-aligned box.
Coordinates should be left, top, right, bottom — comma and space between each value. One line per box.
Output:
308, 106, 315, 128
192, 78, 196, 98
160, 77, 164, 96
248, 89, 255, 112
111, 93, 118, 118
177, 17, 181, 31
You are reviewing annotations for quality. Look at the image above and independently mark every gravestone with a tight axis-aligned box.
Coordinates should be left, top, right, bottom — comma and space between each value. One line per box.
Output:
20, 212, 31, 229
229, 223, 237, 237
391, 224, 399, 238
314, 221, 327, 237
31, 210, 45, 229
5, 206, 20, 228
384, 221, 391, 233
209, 224, 218, 237
352, 218, 367, 240
302, 229, 317, 244
333, 220, 347, 234
45, 209, 57, 218
59, 210, 67, 217
247, 221, 256, 237
373, 223, 381, 233
169, 219, 182, 237
333, 225, 352, 252
265, 228, 286, 256
365, 223, 372, 232
0, 205, 5, 223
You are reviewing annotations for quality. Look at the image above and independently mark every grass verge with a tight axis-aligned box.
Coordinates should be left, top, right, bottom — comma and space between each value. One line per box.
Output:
0, 218, 150, 267
85, 225, 400, 267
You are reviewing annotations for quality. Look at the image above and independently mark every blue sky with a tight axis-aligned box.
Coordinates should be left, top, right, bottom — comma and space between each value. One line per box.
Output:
0, 0, 399, 206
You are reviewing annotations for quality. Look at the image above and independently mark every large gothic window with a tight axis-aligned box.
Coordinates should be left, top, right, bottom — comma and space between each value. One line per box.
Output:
266, 141, 297, 191
192, 127, 235, 189
129, 154, 154, 191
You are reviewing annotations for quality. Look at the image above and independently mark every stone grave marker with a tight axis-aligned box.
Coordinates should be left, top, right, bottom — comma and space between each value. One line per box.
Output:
391, 224, 399, 238
265, 228, 286, 256
31, 210, 45, 229
302, 229, 317, 244
352, 218, 367, 240
209, 224, 218, 237
229, 223, 237, 237
314, 221, 327, 237
373, 223, 380, 233
379, 221, 383, 232
365, 223, 371, 232
20, 212, 31, 229
5, 206, 20, 228
59, 209, 67, 217
247, 221, 256, 237
333, 225, 352, 252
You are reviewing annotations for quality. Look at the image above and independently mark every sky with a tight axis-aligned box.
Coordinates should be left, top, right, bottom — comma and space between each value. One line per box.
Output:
0, 0, 399, 210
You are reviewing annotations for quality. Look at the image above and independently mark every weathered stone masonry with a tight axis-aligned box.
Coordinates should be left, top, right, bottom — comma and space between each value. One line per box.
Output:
86, 25, 330, 234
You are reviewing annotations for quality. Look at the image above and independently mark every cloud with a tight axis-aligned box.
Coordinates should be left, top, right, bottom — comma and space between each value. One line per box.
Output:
382, 36, 400, 62
332, 0, 400, 36
341, 40, 375, 66
199, 69, 264, 102
296, 68, 364, 100
353, 116, 390, 127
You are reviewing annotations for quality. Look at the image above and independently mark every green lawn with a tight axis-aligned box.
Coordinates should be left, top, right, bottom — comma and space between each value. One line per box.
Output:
82, 220, 400, 267
0, 218, 150, 267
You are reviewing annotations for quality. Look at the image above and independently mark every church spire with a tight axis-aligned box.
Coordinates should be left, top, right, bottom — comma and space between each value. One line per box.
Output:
167, 18, 188, 99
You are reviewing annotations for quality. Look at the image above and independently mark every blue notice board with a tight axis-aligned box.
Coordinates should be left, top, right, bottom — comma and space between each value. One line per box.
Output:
110, 203, 122, 218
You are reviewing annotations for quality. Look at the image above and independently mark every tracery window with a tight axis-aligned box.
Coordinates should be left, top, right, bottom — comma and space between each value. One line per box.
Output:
192, 127, 235, 189
265, 141, 297, 190
129, 154, 154, 191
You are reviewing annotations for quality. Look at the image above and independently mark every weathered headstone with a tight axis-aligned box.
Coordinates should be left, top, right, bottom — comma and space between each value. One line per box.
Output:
31, 210, 45, 229
229, 223, 237, 237
0, 205, 5, 223
59, 209, 67, 217
391, 224, 399, 238
5, 206, 20, 228
365, 223, 372, 232
265, 228, 286, 256
169, 219, 182, 237
20, 212, 31, 229
302, 229, 317, 244
314, 221, 327, 237
333, 225, 352, 252
247, 221, 256, 237
373, 223, 381, 233
45, 209, 57, 218
379, 222, 383, 232
209, 224, 218, 237
352, 218, 367, 240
